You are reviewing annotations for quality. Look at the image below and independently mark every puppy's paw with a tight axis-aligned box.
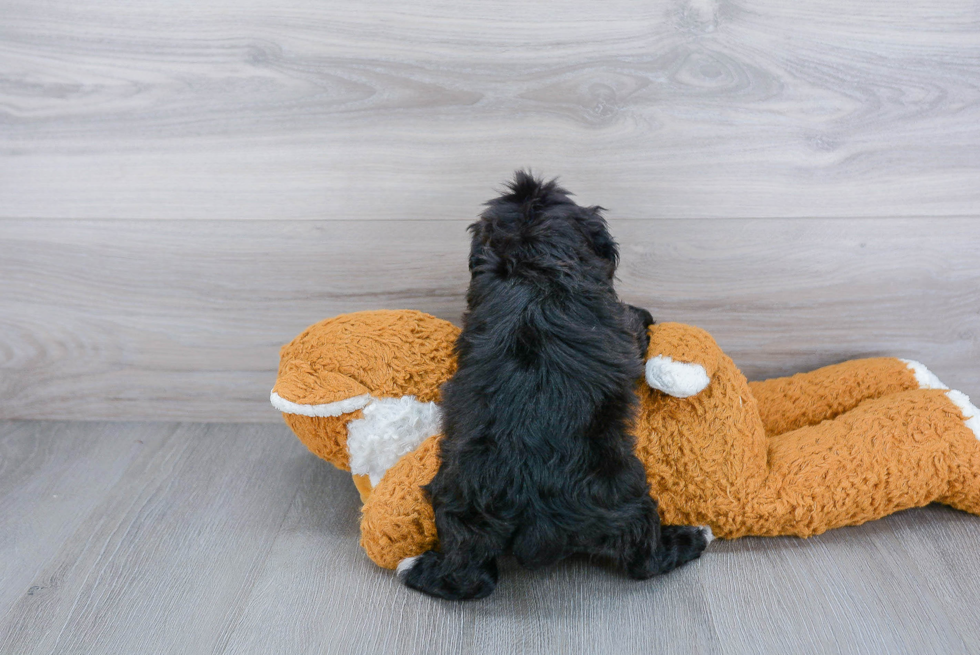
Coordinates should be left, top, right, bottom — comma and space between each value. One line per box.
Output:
698, 525, 715, 546
395, 556, 420, 580
645, 356, 710, 398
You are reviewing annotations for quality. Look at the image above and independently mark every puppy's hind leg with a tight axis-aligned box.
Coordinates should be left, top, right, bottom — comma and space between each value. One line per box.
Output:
398, 550, 498, 601
397, 506, 505, 600
622, 496, 712, 579
585, 494, 711, 579
644, 524, 714, 577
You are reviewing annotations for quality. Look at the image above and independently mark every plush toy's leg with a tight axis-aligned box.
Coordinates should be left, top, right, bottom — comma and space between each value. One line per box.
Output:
747, 357, 930, 437
747, 388, 980, 537
360, 435, 441, 570
351, 474, 373, 503
938, 390, 980, 515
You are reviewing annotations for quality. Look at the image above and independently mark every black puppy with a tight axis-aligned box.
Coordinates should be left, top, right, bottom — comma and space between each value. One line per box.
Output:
399, 172, 711, 600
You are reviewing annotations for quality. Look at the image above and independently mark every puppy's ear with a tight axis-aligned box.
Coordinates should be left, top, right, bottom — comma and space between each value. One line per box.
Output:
583, 206, 619, 268
467, 221, 488, 272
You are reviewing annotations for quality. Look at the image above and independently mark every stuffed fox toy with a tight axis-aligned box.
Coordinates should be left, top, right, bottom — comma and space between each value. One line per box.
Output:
271, 310, 980, 570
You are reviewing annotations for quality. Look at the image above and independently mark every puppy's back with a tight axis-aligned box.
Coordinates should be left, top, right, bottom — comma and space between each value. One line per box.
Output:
400, 174, 710, 601
438, 172, 643, 499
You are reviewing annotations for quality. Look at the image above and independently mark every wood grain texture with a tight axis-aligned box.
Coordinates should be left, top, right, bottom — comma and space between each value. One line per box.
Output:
2, 420, 979, 654
0, 421, 148, 620
0, 421, 310, 654
1, 217, 977, 422
1, 0, 979, 220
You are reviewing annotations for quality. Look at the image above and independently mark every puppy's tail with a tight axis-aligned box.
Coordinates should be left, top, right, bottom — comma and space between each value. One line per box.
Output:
397, 550, 498, 601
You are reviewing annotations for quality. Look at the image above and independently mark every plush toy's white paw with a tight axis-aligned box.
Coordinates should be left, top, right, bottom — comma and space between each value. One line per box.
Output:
396, 556, 420, 580
946, 390, 980, 441
645, 356, 710, 398
699, 526, 715, 546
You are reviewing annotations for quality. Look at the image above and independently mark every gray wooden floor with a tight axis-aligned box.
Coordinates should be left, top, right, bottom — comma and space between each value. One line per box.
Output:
2, 420, 979, 654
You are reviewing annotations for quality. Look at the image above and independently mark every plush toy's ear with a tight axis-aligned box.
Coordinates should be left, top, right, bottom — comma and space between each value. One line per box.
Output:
272, 360, 371, 471
272, 359, 371, 415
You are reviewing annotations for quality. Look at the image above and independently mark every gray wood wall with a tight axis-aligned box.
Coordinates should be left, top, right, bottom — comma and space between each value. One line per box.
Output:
2, 0, 978, 421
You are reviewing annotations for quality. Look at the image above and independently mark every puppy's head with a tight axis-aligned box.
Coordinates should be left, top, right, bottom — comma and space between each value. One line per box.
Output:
467, 171, 619, 290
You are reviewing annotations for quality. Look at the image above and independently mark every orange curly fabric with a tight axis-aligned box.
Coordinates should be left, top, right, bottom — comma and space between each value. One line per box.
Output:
644, 322, 723, 379
274, 310, 459, 469
276, 310, 459, 403
749, 358, 919, 437
275, 312, 980, 569
635, 323, 979, 538
360, 434, 442, 569
635, 324, 768, 537
284, 412, 361, 471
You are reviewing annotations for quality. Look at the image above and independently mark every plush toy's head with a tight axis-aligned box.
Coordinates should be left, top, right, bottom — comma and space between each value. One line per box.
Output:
271, 310, 459, 498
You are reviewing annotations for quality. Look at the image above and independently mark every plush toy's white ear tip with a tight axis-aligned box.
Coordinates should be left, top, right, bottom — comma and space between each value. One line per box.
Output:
396, 556, 420, 579
645, 356, 710, 398
699, 525, 715, 546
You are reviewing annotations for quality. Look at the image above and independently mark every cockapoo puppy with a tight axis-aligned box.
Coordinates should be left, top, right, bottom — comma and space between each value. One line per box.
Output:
399, 172, 711, 599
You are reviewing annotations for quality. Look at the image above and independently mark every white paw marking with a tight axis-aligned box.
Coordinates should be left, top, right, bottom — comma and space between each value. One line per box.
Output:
347, 396, 443, 486
645, 356, 710, 398
396, 556, 420, 579
946, 390, 980, 441
699, 525, 715, 545
900, 359, 949, 390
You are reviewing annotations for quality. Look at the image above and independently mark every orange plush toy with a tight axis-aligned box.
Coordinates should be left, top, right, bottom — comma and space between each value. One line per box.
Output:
272, 310, 980, 570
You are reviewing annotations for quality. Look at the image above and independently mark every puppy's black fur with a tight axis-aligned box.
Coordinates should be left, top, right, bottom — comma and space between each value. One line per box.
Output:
400, 172, 709, 600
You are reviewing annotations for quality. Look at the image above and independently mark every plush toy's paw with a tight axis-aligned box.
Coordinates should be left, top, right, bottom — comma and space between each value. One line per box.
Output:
899, 359, 979, 439
946, 390, 980, 440
360, 435, 441, 569
645, 356, 710, 398
899, 359, 949, 390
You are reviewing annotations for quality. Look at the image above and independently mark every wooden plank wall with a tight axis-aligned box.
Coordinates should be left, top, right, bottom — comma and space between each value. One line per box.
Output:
1, 0, 978, 421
